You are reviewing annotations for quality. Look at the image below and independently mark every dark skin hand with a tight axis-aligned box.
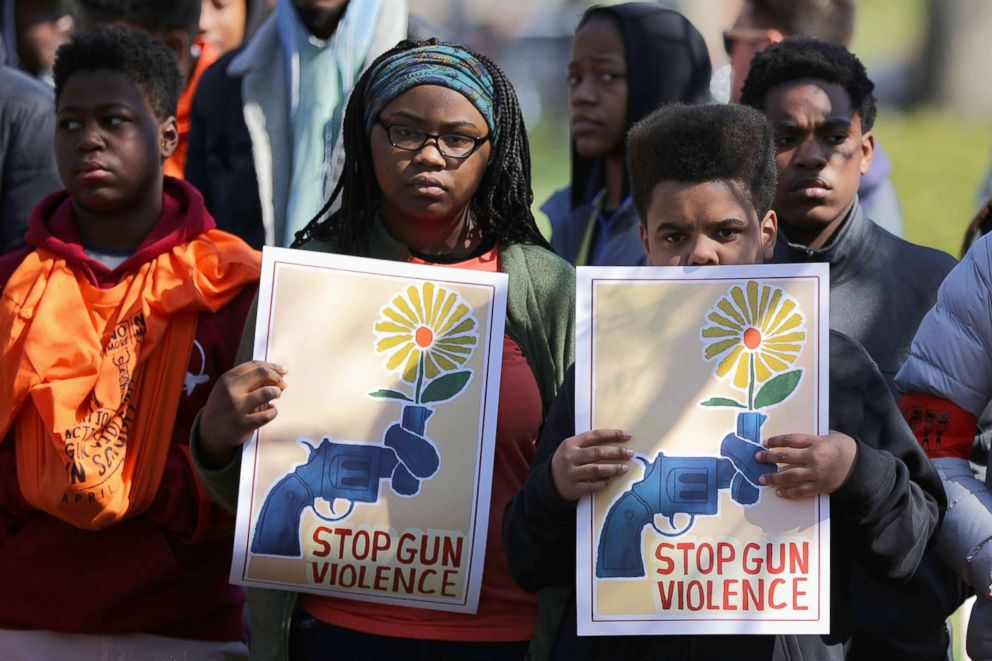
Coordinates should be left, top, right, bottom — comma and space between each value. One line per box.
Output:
551, 429, 633, 502
199, 361, 288, 466
755, 430, 858, 498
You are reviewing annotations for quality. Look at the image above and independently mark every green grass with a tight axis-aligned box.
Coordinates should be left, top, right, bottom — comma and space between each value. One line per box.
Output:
879, 109, 992, 257
851, 0, 927, 62
528, 119, 571, 239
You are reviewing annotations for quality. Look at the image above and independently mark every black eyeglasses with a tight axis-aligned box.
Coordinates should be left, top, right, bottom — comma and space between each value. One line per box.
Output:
377, 119, 489, 159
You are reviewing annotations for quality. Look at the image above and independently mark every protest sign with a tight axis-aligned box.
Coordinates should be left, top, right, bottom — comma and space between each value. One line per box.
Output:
232, 247, 507, 614
576, 263, 830, 635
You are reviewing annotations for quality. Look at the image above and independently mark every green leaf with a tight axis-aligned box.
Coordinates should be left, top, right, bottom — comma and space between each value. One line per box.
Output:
369, 389, 413, 402
420, 371, 472, 404
754, 370, 803, 409
700, 397, 746, 408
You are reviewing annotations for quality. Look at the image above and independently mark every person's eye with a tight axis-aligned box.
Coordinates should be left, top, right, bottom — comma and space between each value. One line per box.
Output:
774, 135, 797, 149
59, 118, 82, 131
104, 115, 128, 128
716, 227, 741, 241
663, 232, 685, 244
826, 132, 848, 145
392, 125, 421, 139
600, 72, 624, 83
566, 74, 580, 87
442, 135, 475, 150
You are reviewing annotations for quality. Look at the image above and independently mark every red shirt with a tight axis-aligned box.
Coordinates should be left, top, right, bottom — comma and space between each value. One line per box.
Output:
300, 247, 543, 641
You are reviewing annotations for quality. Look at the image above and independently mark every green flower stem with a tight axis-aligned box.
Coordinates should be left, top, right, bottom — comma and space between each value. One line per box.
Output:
414, 352, 426, 404
747, 353, 756, 410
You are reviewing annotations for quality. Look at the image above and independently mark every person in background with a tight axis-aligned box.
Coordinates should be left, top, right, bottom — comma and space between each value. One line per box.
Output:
725, 0, 904, 237
198, 0, 247, 56
542, 3, 711, 266
76, 0, 216, 180
192, 38, 574, 660
0, 0, 74, 86
199, 0, 272, 57
742, 36, 961, 660
0, 26, 259, 660
186, 0, 425, 249
502, 101, 944, 661
897, 228, 992, 661
742, 38, 955, 393
0, 36, 61, 254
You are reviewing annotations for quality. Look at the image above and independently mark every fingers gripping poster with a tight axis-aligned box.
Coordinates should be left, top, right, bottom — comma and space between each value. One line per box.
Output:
232, 247, 507, 613
575, 264, 830, 636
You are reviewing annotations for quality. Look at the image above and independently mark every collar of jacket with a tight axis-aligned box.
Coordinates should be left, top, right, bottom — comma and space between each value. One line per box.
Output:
772, 197, 876, 286
228, 14, 279, 77
23, 177, 216, 288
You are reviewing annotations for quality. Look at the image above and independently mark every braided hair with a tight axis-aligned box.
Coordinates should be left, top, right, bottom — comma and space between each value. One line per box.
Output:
291, 38, 550, 254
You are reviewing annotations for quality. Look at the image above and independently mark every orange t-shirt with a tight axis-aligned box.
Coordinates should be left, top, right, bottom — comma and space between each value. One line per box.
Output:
164, 40, 217, 179
299, 247, 543, 641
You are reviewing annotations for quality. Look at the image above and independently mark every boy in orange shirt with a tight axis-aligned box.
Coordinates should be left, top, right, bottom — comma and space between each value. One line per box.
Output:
0, 26, 258, 659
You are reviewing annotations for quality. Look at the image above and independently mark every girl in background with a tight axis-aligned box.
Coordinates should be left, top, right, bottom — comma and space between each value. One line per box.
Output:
543, 3, 712, 266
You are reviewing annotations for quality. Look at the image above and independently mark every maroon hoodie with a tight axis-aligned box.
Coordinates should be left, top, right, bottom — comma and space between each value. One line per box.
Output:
0, 178, 255, 640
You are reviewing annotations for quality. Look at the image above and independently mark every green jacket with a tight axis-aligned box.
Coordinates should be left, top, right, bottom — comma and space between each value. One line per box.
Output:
191, 226, 574, 661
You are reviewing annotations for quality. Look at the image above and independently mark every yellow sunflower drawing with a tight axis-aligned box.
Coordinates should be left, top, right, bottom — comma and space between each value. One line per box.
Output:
700, 281, 806, 409
373, 282, 479, 388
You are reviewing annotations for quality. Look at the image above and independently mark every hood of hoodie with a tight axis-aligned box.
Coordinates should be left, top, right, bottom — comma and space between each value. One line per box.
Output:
23, 177, 216, 287
569, 4, 712, 210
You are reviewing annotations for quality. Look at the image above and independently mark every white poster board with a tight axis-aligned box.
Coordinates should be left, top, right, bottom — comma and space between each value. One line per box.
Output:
575, 263, 830, 635
232, 247, 507, 614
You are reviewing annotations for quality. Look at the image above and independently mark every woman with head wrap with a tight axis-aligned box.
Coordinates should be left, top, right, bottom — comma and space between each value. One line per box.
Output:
543, 3, 712, 266
194, 39, 574, 660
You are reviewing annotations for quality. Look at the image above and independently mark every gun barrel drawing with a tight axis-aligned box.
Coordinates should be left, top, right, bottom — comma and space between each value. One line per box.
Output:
596, 411, 776, 578
251, 404, 439, 558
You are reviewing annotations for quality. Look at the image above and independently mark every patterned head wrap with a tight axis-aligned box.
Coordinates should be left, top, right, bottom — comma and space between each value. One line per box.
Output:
363, 44, 498, 146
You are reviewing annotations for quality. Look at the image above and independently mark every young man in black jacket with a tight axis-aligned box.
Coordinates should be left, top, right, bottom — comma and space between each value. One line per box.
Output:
502, 102, 944, 660
742, 38, 962, 659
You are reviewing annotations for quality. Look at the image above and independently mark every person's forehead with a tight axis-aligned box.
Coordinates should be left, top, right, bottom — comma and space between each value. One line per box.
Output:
58, 69, 149, 110
648, 179, 756, 219
572, 15, 624, 55
764, 79, 855, 121
378, 85, 486, 128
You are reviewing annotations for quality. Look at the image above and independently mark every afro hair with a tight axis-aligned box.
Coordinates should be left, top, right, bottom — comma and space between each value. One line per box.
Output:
53, 25, 181, 120
627, 103, 777, 220
740, 36, 877, 131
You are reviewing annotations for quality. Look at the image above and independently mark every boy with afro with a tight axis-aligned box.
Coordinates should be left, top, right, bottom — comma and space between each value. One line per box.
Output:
502, 102, 943, 660
0, 26, 258, 659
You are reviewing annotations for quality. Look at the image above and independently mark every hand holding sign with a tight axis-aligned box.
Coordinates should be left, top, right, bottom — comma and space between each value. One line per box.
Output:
200, 361, 288, 466
757, 431, 857, 498
551, 429, 633, 502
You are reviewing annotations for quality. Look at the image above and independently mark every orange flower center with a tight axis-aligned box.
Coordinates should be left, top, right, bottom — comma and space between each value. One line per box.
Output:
743, 327, 762, 350
415, 326, 434, 348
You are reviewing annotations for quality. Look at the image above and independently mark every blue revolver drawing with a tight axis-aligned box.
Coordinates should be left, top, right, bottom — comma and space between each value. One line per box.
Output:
595, 411, 776, 578
251, 405, 440, 557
